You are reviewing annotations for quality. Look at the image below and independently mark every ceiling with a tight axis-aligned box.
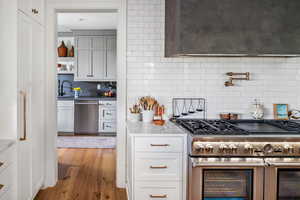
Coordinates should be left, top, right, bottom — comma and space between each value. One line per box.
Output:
57, 12, 118, 32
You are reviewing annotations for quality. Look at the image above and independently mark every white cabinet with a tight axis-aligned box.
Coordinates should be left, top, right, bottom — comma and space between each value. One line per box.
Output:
17, 11, 45, 200
17, 12, 33, 200
18, 0, 44, 25
31, 22, 45, 196
75, 35, 116, 81
127, 133, 187, 200
99, 101, 116, 133
57, 101, 74, 132
0, 143, 17, 200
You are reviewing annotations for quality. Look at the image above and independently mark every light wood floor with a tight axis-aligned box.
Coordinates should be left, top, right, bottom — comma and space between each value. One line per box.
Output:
35, 149, 127, 200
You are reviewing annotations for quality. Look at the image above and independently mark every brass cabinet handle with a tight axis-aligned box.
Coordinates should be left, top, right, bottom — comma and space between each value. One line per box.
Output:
150, 165, 168, 169
0, 184, 4, 191
20, 91, 27, 141
150, 194, 167, 198
150, 144, 170, 147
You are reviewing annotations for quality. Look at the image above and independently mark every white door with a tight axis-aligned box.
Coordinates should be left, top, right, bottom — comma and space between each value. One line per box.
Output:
17, 11, 33, 200
105, 36, 117, 80
31, 22, 45, 196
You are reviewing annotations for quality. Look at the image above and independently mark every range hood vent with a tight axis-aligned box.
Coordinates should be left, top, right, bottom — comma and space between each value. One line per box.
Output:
165, 0, 300, 57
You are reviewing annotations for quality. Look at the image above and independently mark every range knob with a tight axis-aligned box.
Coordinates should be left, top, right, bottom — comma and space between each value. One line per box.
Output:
244, 144, 254, 154
283, 144, 294, 154
205, 144, 214, 153
229, 144, 238, 153
193, 142, 205, 152
219, 144, 228, 153
263, 144, 274, 154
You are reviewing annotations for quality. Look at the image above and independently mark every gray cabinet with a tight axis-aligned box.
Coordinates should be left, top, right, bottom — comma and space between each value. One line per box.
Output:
75, 34, 116, 81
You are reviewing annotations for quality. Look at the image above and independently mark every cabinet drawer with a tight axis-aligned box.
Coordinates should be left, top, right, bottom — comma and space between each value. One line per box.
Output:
99, 101, 116, 107
0, 165, 13, 198
135, 181, 181, 200
135, 137, 183, 153
0, 148, 14, 174
57, 100, 74, 107
99, 121, 116, 132
135, 153, 182, 181
100, 109, 116, 120
0, 189, 13, 200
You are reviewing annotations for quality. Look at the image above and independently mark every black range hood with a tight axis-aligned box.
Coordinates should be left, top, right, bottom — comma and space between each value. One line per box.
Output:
165, 0, 300, 57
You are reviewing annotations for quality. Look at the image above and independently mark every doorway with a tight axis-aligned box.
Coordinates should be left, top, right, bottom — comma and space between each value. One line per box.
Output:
43, 1, 127, 192
56, 12, 118, 149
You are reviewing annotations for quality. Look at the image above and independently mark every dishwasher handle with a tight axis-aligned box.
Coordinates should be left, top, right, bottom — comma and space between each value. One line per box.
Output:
75, 102, 99, 105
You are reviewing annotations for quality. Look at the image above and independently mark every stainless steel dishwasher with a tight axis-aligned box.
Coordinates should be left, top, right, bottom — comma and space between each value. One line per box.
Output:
74, 100, 99, 134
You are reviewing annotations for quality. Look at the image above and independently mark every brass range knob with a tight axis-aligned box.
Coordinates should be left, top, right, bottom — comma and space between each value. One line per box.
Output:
193, 142, 205, 152
244, 144, 254, 154
283, 144, 295, 154
205, 144, 214, 153
229, 144, 238, 153
218, 144, 228, 153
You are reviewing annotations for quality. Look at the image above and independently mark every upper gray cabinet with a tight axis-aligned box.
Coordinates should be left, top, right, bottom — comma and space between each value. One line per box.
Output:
165, 0, 300, 57
74, 30, 116, 81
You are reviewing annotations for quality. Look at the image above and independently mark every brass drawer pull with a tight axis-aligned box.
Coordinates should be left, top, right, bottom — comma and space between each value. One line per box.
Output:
20, 91, 27, 141
150, 144, 169, 147
150, 194, 167, 198
0, 184, 4, 191
150, 165, 168, 169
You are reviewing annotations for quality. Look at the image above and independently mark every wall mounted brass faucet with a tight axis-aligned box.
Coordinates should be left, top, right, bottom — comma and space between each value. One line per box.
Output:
225, 72, 250, 87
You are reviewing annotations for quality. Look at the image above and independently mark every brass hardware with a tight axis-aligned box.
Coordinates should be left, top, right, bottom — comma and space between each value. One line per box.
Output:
32, 8, 39, 14
20, 91, 27, 141
225, 72, 250, 87
149, 194, 167, 198
150, 144, 170, 147
150, 165, 168, 169
0, 184, 4, 191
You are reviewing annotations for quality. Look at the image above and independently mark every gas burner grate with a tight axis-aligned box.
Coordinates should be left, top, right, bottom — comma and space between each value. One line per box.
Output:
267, 120, 300, 131
175, 119, 249, 135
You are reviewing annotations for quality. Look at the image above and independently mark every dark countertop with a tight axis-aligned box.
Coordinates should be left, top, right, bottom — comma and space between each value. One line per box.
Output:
57, 96, 117, 101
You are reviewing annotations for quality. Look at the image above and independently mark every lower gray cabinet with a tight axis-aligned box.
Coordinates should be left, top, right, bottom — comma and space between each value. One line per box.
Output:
57, 100, 74, 132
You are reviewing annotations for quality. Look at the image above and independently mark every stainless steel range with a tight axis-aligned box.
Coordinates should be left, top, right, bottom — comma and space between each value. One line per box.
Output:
174, 119, 300, 200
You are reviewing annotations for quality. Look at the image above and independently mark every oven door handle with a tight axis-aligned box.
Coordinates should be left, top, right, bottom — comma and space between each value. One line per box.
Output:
265, 158, 300, 167
191, 158, 267, 167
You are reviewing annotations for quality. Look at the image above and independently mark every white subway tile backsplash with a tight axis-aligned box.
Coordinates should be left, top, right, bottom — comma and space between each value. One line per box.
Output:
127, 0, 300, 119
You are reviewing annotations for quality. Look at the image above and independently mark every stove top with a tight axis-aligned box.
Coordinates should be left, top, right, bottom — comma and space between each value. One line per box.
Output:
175, 119, 300, 136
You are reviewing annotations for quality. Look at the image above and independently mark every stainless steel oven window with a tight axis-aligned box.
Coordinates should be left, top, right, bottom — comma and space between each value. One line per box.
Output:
277, 169, 300, 200
202, 169, 253, 200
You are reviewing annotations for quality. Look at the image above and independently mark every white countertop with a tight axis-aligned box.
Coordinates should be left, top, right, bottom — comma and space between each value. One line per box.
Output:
0, 139, 16, 153
127, 121, 187, 135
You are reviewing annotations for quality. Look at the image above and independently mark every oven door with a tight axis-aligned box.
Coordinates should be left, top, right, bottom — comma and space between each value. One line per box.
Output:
265, 158, 300, 200
189, 157, 265, 200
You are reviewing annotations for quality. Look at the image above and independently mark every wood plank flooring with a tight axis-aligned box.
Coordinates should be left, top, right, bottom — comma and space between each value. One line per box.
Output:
35, 149, 127, 200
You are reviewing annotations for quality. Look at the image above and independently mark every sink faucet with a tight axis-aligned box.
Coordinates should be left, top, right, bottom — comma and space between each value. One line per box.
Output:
60, 80, 73, 96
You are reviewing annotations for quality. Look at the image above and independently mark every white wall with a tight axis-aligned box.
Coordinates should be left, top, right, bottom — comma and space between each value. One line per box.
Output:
127, 0, 300, 119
